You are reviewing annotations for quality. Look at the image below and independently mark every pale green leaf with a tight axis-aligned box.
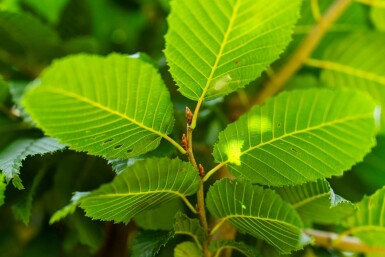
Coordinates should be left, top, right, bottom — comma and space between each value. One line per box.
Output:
174, 241, 203, 257
131, 230, 174, 257
165, 0, 301, 101
134, 199, 184, 230
0, 137, 66, 186
209, 240, 259, 257
276, 180, 356, 225
22, 54, 177, 159
79, 157, 200, 224
346, 186, 385, 247
174, 212, 205, 249
319, 32, 385, 133
49, 192, 90, 224
213, 89, 376, 186
206, 179, 303, 254
0, 173, 5, 206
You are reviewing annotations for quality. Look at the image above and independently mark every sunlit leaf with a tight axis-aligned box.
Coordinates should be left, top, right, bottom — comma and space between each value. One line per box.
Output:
165, 0, 301, 101
346, 186, 385, 247
209, 240, 259, 257
206, 179, 303, 254
22, 54, 176, 159
0, 137, 66, 188
174, 241, 203, 257
174, 212, 205, 249
276, 179, 356, 225
371, 4, 385, 31
320, 32, 385, 133
80, 158, 200, 224
131, 230, 174, 257
213, 89, 376, 186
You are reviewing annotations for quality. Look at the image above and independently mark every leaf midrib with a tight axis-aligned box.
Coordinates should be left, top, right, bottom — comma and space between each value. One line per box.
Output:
292, 192, 329, 209
223, 214, 301, 231
198, 0, 240, 101
85, 189, 188, 200
35, 87, 168, 139
222, 112, 372, 164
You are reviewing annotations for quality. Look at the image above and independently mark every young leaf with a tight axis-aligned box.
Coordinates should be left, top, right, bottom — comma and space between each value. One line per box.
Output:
49, 192, 90, 224
174, 211, 205, 249
174, 241, 203, 257
165, 0, 301, 101
276, 180, 356, 225
22, 54, 178, 159
79, 157, 200, 224
319, 32, 385, 133
346, 186, 385, 247
209, 240, 259, 257
213, 89, 376, 186
131, 230, 174, 257
0, 137, 65, 188
206, 179, 303, 254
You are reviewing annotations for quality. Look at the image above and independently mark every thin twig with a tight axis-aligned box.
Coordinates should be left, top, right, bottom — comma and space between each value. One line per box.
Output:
252, 0, 352, 105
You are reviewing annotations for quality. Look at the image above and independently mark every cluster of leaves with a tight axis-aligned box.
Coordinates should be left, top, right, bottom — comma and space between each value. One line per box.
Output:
1, 0, 385, 257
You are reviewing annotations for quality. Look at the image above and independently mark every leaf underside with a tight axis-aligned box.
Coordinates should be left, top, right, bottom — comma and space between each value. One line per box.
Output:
165, 0, 301, 101
22, 54, 175, 159
213, 89, 376, 186
206, 179, 303, 254
174, 211, 205, 249
80, 158, 200, 224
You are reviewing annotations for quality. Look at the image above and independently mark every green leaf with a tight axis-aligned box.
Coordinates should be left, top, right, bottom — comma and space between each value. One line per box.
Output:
79, 157, 200, 224
212, 89, 376, 186
0, 11, 59, 61
276, 180, 356, 225
0, 137, 66, 188
165, 0, 301, 101
134, 199, 184, 230
22, 54, 178, 159
319, 32, 385, 133
174, 212, 205, 249
0, 75, 8, 103
131, 230, 174, 257
0, 173, 6, 206
12, 166, 47, 225
206, 179, 303, 254
22, 0, 68, 24
371, 5, 385, 31
49, 192, 90, 224
174, 241, 203, 257
346, 186, 385, 247
209, 240, 259, 257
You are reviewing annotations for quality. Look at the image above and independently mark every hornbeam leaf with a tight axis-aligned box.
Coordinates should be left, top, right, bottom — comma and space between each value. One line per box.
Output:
165, 0, 301, 101
22, 54, 176, 159
371, 5, 385, 31
0, 137, 66, 187
209, 240, 259, 257
0, 173, 5, 206
346, 187, 385, 247
206, 179, 303, 254
174, 242, 203, 257
49, 192, 90, 224
79, 158, 200, 224
276, 180, 356, 225
213, 89, 376, 186
131, 230, 174, 257
174, 212, 205, 249
320, 32, 385, 133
